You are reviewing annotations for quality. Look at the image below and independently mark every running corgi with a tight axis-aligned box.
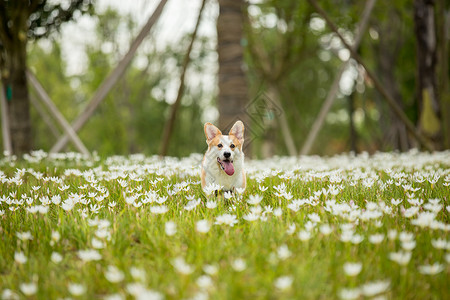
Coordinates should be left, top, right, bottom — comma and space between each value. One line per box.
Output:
201, 121, 246, 193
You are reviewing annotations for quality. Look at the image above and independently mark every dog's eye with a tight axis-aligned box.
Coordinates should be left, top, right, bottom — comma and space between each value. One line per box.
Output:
218, 143, 223, 148
230, 144, 235, 149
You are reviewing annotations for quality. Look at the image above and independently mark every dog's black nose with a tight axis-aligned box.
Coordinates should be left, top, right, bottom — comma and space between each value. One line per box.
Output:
224, 152, 231, 158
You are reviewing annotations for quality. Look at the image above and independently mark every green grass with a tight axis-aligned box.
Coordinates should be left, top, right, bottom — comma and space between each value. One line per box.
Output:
0, 150, 449, 299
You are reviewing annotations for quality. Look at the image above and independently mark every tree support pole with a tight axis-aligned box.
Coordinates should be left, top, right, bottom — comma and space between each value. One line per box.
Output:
306, 0, 434, 152
159, 0, 207, 157
300, 0, 376, 155
50, 0, 169, 153
267, 84, 297, 156
27, 70, 90, 156
29, 94, 61, 139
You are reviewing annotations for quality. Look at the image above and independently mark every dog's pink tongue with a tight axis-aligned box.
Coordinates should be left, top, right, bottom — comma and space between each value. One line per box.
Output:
223, 161, 235, 176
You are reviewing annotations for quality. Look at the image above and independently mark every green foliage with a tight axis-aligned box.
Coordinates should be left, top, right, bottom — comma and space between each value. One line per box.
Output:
26, 8, 211, 157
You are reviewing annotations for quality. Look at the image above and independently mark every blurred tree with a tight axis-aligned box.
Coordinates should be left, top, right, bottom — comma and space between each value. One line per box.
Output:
245, 0, 314, 157
216, 0, 250, 154
370, 2, 414, 151
414, 0, 442, 149
435, 0, 449, 148
26, 8, 209, 157
28, 40, 75, 150
0, 0, 93, 156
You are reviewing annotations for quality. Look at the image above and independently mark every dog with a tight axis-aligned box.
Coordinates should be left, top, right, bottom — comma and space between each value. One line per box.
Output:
201, 120, 246, 193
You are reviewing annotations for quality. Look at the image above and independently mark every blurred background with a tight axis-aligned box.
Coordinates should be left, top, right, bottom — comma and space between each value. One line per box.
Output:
0, 0, 449, 158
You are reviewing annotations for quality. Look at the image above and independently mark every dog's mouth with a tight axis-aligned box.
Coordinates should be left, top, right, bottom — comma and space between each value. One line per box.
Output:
217, 157, 234, 176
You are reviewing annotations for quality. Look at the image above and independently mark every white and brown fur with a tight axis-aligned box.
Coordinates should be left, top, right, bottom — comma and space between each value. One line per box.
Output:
201, 121, 246, 193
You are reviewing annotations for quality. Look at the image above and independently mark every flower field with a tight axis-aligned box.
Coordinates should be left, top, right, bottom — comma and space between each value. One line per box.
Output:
0, 150, 449, 299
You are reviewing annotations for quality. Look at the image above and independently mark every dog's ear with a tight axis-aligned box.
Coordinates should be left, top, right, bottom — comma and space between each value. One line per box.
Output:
229, 120, 244, 144
204, 123, 222, 143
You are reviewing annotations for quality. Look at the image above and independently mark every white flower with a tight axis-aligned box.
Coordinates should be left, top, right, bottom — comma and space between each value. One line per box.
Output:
343, 262, 362, 276
403, 206, 419, 218
319, 224, 333, 235
96, 228, 111, 240
196, 220, 211, 233
340, 230, 353, 243
165, 221, 177, 236
92, 237, 105, 249
61, 198, 76, 211
243, 212, 260, 221
235, 187, 245, 194
16, 231, 33, 241
369, 234, 385, 244
130, 267, 147, 282
14, 251, 27, 264
286, 223, 296, 235
308, 213, 321, 223
351, 234, 364, 244
19, 282, 37, 296
203, 264, 218, 275
389, 251, 411, 266
184, 199, 201, 211
390, 198, 402, 206
156, 196, 168, 204
277, 244, 292, 260
401, 241, 416, 251
172, 257, 194, 275
2, 289, 19, 300
206, 200, 217, 209
51, 252, 63, 263
68, 283, 86, 296
263, 205, 273, 215
418, 263, 444, 275
287, 202, 301, 212
51, 195, 61, 205
203, 183, 221, 195
215, 214, 238, 227
361, 280, 390, 297
298, 230, 311, 241
136, 289, 164, 300
431, 238, 447, 250
387, 230, 397, 240
196, 275, 213, 290
259, 185, 268, 192
411, 211, 436, 227
339, 288, 361, 300
105, 265, 125, 283
126, 282, 146, 297
273, 208, 283, 217
231, 258, 246, 272
274, 275, 293, 290
150, 205, 169, 214
399, 231, 414, 242
51, 230, 60, 242
247, 194, 263, 205
104, 293, 124, 300
224, 191, 233, 200
78, 249, 102, 262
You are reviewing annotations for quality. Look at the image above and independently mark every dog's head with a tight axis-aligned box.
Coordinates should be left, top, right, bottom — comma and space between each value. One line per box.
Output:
204, 121, 245, 176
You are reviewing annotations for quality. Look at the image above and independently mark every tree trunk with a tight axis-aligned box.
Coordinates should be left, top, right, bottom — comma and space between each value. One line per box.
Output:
435, 0, 449, 148
374, 9, 411, 151
414, 0, 442, 149
217, 0, 250, 154
4, 36, 32, 156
